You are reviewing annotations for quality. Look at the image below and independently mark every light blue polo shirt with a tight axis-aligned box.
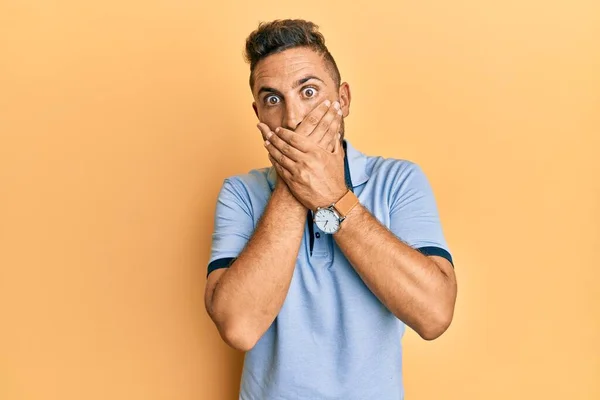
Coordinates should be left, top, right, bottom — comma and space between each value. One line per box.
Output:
208, 140, 452, 400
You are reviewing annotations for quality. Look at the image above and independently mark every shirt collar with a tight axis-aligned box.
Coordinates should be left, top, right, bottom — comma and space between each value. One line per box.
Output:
266, 139, 370, 191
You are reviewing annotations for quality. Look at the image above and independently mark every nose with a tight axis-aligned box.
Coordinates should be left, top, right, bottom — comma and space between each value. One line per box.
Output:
281, 102, 304, 131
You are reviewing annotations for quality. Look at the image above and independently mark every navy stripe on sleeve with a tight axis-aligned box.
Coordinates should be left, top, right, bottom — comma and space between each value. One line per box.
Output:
207, 257, 237, 277
417, 246, 454, 267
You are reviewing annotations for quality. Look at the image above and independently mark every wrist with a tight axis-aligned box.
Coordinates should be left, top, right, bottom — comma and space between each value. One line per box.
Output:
314, 188, 350, 213
334, 203, 363, 235
273, 183, 306, 212
314, 189, 360, 235
330, 188, 351, 208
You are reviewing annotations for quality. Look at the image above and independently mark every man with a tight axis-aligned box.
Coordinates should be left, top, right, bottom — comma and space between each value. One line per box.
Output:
204, 19, 457, 399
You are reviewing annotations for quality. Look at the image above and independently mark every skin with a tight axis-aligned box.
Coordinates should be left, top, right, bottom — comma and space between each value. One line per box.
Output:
205, 47, 457, 351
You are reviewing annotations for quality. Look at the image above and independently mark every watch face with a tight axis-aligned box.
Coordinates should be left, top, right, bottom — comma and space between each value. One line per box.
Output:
314, 208, 340, 234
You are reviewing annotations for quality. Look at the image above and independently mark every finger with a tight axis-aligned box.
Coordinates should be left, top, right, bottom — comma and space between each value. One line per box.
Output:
319, 109, 343, 151
326, 133, 341, 154
268, 154, 293, 181
257, 122, 272, 141
310, 101, 341, 144
295, 99, 331, 137
333, 133, 341, 154
273, 127, 311, 153
267, 128, 305, 161
265, 137, 297, 172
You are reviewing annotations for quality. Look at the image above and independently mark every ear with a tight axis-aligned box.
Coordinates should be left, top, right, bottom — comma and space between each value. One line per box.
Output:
252, 102, 259, 119
338, 83, 351, 118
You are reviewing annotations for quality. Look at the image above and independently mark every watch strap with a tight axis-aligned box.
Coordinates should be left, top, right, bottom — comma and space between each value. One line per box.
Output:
333, 190, 359, 218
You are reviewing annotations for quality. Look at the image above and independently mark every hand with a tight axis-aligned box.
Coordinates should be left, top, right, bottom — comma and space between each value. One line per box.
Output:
256, 99, 342, 153
263, 124, 347, 211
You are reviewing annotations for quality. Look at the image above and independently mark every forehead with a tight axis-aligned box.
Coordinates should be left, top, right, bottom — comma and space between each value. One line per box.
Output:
253, 47, 328, 92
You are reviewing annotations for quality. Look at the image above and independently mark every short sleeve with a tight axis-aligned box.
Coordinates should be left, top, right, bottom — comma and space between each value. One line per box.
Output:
389, 163, 453, 266
207, 178, 255, 276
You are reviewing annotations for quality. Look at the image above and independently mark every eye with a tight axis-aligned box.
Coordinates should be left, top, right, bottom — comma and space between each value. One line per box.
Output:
265, 95, 280, 106
302, 86, 317, 98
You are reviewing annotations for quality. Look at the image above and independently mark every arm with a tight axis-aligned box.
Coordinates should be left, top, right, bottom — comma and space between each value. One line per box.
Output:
205, 182, 306, 351
265, 128, 457, 341
205, 100, 342, 351
333, 204, 457, 340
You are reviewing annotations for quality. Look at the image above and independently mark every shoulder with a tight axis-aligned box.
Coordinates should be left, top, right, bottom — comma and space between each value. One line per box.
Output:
366, 154, 430, 191
220, 166, 271, 193
215, 167, 273, 212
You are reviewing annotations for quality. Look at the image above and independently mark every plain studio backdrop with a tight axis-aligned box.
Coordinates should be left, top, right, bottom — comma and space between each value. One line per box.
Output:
1, 1, 599, 399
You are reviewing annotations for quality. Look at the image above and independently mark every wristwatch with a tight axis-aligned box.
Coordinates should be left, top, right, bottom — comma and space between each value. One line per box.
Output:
313, 190, 359, 234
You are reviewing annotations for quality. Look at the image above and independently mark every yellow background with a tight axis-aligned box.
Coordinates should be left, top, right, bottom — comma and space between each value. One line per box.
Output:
1, 1, 599, 399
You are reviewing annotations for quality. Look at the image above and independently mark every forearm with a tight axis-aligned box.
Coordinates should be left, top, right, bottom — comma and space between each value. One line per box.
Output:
209, 184, 306, 348
334, 205, 456, 340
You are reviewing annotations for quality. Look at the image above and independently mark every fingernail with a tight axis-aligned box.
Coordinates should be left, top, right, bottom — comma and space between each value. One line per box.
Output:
333, 101, 340, 110
337, 110, 343, 116
265, 140, 270, 146
337, 133, 341, 140
324, 100, 331, 107
266, 131, 273, 139
275, 127, 280, 133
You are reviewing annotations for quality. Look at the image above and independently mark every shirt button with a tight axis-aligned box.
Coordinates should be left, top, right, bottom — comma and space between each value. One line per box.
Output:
315, 232, 321, 239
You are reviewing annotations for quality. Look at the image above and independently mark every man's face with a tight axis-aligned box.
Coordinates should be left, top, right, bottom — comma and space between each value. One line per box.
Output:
251, 47, 350, 138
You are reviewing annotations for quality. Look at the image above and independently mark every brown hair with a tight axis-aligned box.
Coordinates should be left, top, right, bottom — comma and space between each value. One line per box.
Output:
244, 19, 341, 90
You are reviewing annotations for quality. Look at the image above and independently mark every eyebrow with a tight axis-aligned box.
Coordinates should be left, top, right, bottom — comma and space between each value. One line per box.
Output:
257, 75, 326, 97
